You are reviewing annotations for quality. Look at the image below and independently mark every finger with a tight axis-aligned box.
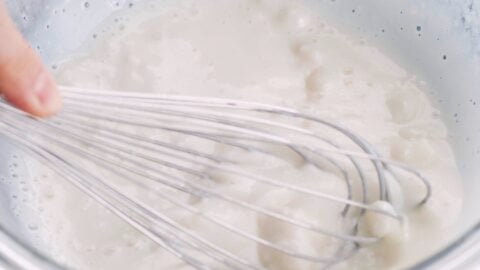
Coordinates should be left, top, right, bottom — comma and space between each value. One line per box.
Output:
0, 3, 62, 117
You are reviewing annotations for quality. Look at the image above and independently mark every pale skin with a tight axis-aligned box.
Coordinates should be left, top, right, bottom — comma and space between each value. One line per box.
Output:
0, 2, 61, 117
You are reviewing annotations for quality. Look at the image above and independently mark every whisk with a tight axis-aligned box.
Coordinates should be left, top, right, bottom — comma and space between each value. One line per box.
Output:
0, 86, 431, 270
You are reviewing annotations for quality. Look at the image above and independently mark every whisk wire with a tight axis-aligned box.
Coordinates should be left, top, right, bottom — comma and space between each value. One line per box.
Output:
0, 87, 432, 269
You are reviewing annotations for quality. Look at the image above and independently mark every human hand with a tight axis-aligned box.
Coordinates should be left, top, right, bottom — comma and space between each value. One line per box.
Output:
0, 2, 61, 117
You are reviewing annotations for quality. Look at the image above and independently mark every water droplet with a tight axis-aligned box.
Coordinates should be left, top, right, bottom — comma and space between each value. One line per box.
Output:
84, 2, 90, 8
28, 224, 39, 231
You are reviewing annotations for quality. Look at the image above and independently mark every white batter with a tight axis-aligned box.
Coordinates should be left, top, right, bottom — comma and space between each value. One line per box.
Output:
14, 0, 463, 269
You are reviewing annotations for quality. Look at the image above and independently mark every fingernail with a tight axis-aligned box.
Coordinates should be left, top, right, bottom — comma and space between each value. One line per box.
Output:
32, 70, 61, 114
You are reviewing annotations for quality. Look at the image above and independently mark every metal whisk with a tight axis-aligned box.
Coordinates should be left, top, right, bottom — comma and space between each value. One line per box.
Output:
0, 86, 431, 269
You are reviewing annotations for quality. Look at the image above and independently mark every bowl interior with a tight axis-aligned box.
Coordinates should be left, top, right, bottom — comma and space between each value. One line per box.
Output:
2, 0, 480, 268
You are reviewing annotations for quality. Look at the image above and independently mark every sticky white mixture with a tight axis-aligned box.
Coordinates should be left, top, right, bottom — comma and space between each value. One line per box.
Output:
15, 0, 463, 269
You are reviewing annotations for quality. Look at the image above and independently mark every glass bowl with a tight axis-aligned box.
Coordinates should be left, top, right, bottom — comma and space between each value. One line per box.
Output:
1, 0, 480, 269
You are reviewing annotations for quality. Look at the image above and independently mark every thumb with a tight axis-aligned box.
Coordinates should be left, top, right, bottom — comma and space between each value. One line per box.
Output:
0, 4, 61, 117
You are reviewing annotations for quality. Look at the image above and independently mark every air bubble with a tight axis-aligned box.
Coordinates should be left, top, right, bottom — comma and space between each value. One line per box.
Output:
276, 7, 312, 31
